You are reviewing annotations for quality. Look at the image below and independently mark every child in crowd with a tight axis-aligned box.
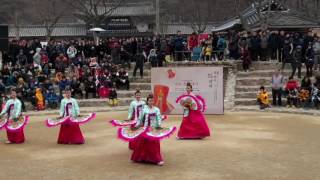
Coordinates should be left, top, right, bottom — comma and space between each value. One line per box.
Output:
311, 84, 320, 109
109, 85, 118, 106
298, 89, 310, 108
148, 49, 158, 67
45, 86, 59, 109
98, 85, 109, 98
285, 77, 299, 108
240, 47, 251, 72
35, 88, 45, 111
257, 86, 271, 109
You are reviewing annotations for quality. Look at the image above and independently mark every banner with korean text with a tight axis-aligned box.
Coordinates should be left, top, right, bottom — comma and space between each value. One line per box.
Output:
151, 67, 224, 115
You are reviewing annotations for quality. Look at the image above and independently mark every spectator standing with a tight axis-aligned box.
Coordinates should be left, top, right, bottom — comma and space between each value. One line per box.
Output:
250, 32, 261, 61
240, 47, 251, 72
133, 49, 145, 79
188, 33, 198, 52
260, 31, 269, 61
305, 43, 315, 77
174, 31, 184, 61
217, 35, 227, 60
313, 36, 320, 71
282, 38, 294, 69
271, 69, 284, 106
291, 45, 303, 79
278, 31, 286, 62
268, 31, 279, 60
67, 45, 77, 61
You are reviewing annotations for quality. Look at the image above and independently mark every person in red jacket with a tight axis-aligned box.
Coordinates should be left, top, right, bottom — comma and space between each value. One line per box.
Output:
98, 85, 109, 98
285, 76, 299, 108
188, 33, 199, 51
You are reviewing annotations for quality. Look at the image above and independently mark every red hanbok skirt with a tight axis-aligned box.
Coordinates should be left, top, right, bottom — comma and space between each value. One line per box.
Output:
58, 122, 84, 144
131, 136, 163, 164
129, 140, 137, 150
177, 110, 211, 139
7, 129, 25, 144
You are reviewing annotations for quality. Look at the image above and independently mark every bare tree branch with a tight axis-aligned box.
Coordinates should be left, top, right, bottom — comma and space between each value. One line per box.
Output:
67, 0, 127, 26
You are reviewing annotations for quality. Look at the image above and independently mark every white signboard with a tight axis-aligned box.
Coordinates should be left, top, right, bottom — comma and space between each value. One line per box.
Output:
151, 67, 224, 115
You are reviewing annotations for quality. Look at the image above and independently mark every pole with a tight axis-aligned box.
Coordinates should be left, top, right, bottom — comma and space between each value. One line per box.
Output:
156, 0, 160, 35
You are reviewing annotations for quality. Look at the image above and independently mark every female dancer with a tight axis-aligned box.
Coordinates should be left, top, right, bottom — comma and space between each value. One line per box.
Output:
176, 83, 210, 139
127, 90, 145, 150
0, 88, 28, 144
110, 90, 145, 149
46, 88, 95, 144
116, 94, 176, 166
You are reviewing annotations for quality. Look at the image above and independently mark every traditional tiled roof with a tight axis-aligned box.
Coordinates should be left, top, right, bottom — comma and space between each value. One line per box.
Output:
9, 24, 87, 38
94, 2, 155, 17
9, 23, 217, 38
213, 0, 320, 31
161, 24, 215, 35
240, 0, 320, 29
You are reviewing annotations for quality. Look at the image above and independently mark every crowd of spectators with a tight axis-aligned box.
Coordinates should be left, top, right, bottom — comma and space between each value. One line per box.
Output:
0, 37, 167, 111
1, 30, 320, 112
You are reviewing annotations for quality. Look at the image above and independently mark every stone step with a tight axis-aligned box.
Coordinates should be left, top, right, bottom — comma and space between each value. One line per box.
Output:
128, 70, 151, 76
77, 98, 132, 107
236, 85, 273, 92
25, 106, 129, 116
129, 77, 151, 83
234, 98, 288, 106
117, 90, 151, 98
130, 83, 151, 90
23, 97, 135, 111
236, 77, 272, 86
243, 61, 291, 71
236, 70, 306, 78
235, 92, 258, 99
233, 105, 320, 116
234, 98, 257, 106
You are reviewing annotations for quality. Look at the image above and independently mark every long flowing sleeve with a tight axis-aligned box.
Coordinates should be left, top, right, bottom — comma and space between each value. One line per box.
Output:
127, 101, 134, 120
0, 100, 9, 116
73, 99, 80, 117
135, 107, 145, 127
59, 99, 65, 117
155, 108, 162, 128
14, 100, 22, 118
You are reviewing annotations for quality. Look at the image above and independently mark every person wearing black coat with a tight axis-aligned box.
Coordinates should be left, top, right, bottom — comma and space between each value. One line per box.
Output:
291, 45, 303, 78
250, 32, 261, 61
84, 76, 96, 99
305, 43, 315, 77
268, 32, 279, 60
116, 68, 130, 90
278, 31, 286, 62
282, 38, 294, 69
133, 48, 145, 79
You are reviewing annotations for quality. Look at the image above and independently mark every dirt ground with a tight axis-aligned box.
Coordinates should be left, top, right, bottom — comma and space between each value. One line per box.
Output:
1, 111, 320, 180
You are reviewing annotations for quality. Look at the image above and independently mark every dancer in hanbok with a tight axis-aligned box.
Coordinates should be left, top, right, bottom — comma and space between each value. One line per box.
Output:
0, 89, 29, 144
176, 83, 210, 139
111, 90, 145, 150
45, 89, 95, 144
116, 94, 176, 166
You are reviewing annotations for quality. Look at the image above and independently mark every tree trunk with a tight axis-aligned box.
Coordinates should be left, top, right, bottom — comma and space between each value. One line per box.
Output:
14, 11, 20, 40
46, 28, 53, 41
